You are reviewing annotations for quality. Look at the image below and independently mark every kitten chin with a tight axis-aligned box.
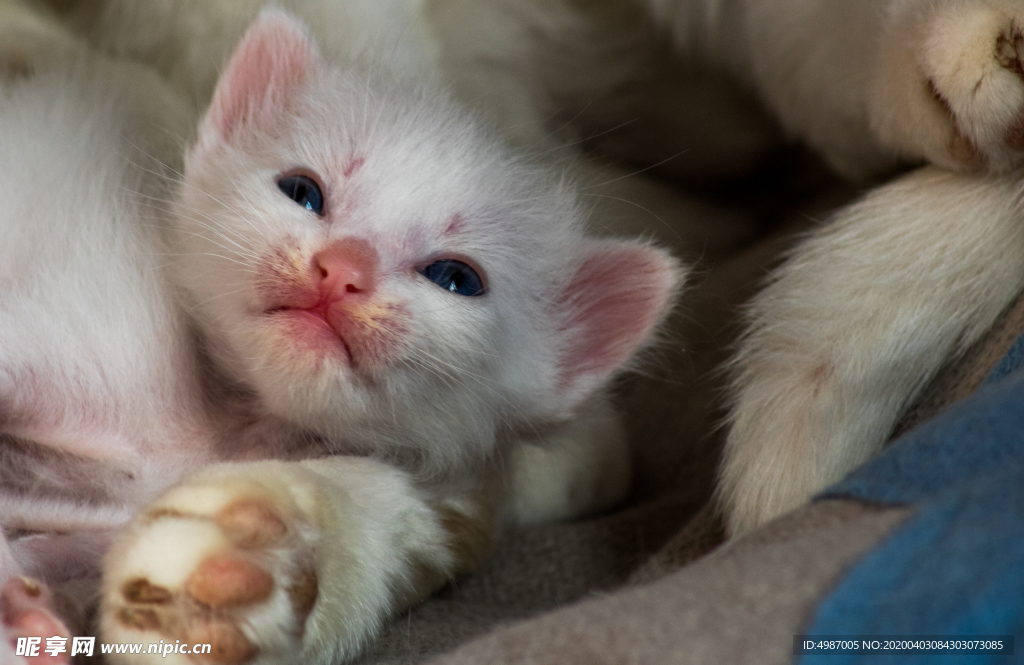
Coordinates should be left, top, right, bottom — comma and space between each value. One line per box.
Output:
169, 9, 683, 472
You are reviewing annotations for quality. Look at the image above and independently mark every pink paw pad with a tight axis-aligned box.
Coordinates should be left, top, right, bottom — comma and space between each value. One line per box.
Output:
111, 498, 317, 665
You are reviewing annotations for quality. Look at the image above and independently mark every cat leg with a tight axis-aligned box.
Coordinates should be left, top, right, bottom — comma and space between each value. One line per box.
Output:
504, 395, 631, 526
99, 457, 495, 665
721, 167, 1024, 536
871, 0, 1024, 172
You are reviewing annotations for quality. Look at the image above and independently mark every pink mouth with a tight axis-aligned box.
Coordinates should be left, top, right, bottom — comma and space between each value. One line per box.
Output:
265, 304, 352, 361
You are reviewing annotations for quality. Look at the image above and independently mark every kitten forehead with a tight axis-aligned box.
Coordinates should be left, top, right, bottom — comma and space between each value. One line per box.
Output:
251, 67, 586, 271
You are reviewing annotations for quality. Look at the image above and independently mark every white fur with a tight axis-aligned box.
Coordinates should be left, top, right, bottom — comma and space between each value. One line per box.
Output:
721, 167, 1024, 534
0, 11, 204, 519
60, 0, 437, 106
51, 0, 1024, 176
505, 395, 631, 525
1, 3, 682, 662
0, 5, 217, 661
106, 14, 679, 658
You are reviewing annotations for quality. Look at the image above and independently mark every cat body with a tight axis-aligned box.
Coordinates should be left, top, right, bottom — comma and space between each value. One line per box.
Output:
636, 0, 1024, 533
0, 3, 217, 655
0, 3, 681, 662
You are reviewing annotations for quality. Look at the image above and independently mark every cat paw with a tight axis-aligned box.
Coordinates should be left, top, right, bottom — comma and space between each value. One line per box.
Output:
918, 1, 1024, 170
2, 577, 72, 665
100, 481, 319, 664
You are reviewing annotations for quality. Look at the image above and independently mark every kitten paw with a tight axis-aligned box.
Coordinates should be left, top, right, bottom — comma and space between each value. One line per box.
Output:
2, 577, 72, 665
919, 1, 1024, 170
100, 483, 318, 664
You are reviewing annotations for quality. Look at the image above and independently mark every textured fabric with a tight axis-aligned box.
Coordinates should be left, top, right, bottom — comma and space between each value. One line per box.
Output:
893, 287, 1024, 437
427, 501, 909, 665
821, 361, 1024, 505
985, 332, 1024, 385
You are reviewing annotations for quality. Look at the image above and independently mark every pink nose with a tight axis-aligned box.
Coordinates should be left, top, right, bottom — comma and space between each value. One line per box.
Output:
314, 239, 378, 302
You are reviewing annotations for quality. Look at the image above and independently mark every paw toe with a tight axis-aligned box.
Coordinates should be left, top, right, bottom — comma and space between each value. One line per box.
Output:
2, 578, 73, 664
185, 555, 274, 609
104, 482, 316, 662
216, 499, 287, 549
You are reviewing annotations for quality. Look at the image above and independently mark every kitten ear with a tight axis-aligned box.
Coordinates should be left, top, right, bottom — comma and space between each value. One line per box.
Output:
553, 240, 683, 409
199, 9, 320, 145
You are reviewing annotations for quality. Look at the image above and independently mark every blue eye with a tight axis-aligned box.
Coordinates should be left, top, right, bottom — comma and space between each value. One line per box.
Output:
420, 259, 486, 297
277, 174, 324, 215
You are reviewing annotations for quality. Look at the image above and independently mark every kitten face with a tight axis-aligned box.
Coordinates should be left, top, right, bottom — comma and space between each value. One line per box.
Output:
172, 10, 681, 467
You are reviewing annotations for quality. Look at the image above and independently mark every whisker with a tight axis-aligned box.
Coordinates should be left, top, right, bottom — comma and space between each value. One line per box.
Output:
580, 149, 691, 190
581, 192, 686, 245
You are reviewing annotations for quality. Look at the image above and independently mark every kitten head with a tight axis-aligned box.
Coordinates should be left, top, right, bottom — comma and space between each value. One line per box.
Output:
173, 10, 682, 469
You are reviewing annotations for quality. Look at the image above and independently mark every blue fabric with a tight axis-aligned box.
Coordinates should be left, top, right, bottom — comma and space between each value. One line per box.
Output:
985, 334, 1024, 386
797, 338, 1024, 664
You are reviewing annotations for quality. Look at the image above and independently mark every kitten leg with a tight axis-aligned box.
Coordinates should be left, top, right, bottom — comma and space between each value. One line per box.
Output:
505, 395, 631, 526
871, 0, 1024, 172
99, 457, 495, 665
721, 167, 1024, 536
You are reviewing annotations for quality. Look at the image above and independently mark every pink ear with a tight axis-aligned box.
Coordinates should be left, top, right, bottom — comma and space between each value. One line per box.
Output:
555, 240, 683, 405
203, 9, 319, 142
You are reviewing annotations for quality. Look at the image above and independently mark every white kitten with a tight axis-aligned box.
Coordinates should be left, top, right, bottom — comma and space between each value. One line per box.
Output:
101, 13, 681, 663
0, 6, 682, 663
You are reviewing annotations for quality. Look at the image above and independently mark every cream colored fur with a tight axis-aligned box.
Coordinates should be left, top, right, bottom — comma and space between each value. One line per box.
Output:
721, 168, 1024, 534
631, 0, 1024, 533
646, 0, 1024, 179
101, 458, 485, 665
